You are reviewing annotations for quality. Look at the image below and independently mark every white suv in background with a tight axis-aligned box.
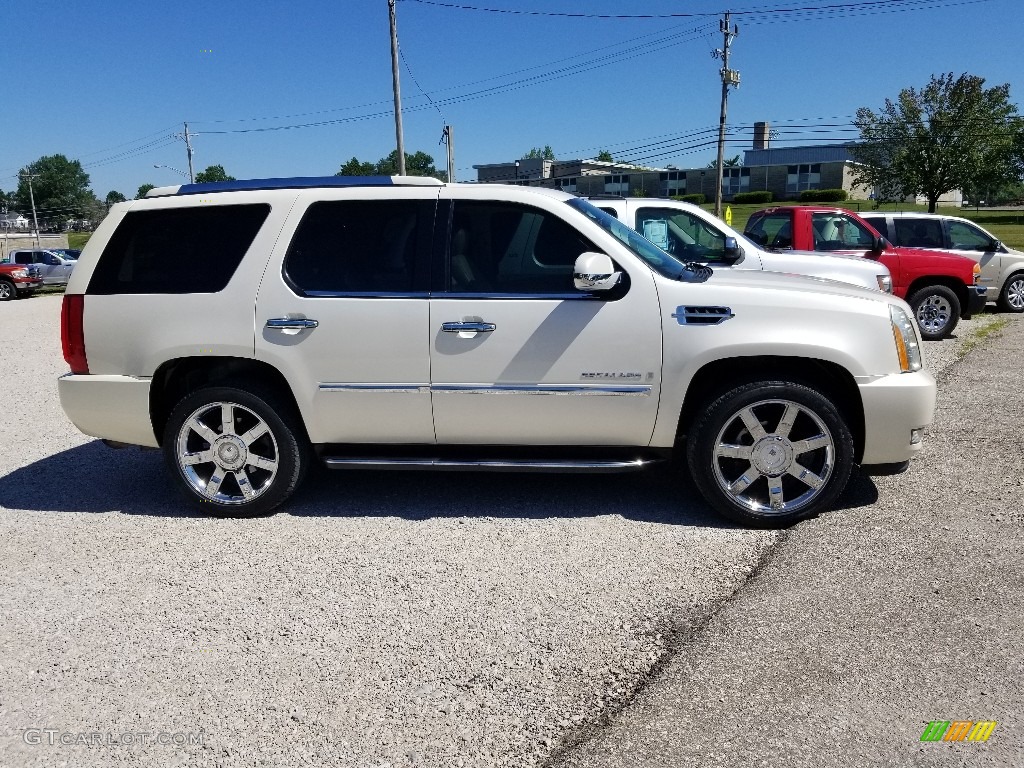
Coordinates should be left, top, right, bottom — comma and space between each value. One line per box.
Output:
58, 176, 935, 528
588, 196, 893, 294
861, 211, 1024, 312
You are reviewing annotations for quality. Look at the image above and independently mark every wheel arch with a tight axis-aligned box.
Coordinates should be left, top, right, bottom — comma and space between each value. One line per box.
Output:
676, 355, 865, 462
905, 276, 967, 312
150, 356, 304, 447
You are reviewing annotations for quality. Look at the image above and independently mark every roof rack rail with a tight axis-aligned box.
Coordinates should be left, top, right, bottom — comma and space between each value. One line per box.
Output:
146, 175, 444, 198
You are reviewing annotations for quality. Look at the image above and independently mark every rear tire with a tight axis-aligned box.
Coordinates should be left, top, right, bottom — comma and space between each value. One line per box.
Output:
162, 384, 309, 518
907, 285, 960, 340
686, 381, 855, 528
998, 273, 1024, 313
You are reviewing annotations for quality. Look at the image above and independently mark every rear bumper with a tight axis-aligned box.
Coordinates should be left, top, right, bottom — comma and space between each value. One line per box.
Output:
58, 373, 159, 448
858, 369, 937, 465
962, 285, 988, 318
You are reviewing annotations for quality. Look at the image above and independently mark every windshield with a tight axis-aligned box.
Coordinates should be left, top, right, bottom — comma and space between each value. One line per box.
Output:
565, 197, 710, 281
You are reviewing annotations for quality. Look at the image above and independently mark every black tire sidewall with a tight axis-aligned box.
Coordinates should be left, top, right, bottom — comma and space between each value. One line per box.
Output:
686, 381, 855, 528
0, 281, 15, 301
908, 285, 960, 340
162, 385, 306, 518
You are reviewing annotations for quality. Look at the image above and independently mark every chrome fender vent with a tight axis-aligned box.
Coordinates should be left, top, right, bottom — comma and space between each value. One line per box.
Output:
672, 306, 734, 325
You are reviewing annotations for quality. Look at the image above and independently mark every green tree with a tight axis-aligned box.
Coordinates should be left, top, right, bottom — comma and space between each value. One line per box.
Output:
15, 155, 93, 222
136, 183, 155, 199
375, 150, 446, 180
194, 165, 235, 183
105, 191, 127, 207
851, 72, 1024, 212
522, 145, 556, 160
336, 157, 376, 176
338, 150, 447, 181
596, 149, 614, 162
706, 155, 741, 168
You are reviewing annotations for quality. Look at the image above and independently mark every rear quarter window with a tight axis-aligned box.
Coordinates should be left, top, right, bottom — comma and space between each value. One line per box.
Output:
87, 204, 270, 294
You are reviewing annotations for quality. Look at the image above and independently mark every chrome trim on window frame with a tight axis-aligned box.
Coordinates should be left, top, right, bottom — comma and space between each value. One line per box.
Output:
300, 291, 430, 299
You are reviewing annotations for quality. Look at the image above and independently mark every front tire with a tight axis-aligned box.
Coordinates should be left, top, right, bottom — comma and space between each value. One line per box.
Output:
0, 280, 15, 301
998, 272, 1024, 313
686, 381, 855, 528
162, 385, 309, 517
907, 285, 960, 340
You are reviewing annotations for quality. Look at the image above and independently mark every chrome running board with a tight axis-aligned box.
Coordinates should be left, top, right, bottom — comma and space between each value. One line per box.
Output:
322, 456, 663, 473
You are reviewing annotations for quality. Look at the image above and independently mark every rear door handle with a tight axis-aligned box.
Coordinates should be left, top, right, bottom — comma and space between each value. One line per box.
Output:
441, 321, 496, 333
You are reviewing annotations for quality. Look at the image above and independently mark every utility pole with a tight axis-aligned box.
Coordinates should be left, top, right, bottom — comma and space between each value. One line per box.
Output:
442, 125, 455, 183
388, 0, 407, 176
175, 123, 197, 183
712, 12, 740, 218
19, 171, 41, 247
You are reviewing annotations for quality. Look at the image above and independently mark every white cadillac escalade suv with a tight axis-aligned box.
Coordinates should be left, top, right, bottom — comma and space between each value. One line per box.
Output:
58, 177, 936, 528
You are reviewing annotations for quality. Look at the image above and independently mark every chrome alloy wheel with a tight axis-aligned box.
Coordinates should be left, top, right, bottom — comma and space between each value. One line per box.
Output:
915, 294, 953, 335
711, 399, 835, 516
175, 401, 280, 505
1005, 276, 1024, 311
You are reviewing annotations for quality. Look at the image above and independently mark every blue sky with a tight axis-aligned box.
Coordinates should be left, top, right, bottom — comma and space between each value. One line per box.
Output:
1, 0, 1019, 200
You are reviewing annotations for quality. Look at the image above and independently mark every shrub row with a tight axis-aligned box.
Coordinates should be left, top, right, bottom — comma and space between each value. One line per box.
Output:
732, 191, 773, 204
798, 188, 848, 202
673, 193, 706, 204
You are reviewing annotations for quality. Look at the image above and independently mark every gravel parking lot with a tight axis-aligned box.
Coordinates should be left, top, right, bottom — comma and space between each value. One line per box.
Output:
0, 294, 1006, 768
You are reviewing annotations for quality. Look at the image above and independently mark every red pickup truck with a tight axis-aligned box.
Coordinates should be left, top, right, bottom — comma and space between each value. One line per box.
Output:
0, 262, 43, 300
744, 206, 987, 340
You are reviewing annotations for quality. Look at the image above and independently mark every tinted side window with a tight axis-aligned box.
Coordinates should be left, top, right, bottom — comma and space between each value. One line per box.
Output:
13, 252, 32, 265
636, 207, 727, 263
88, 204, 270, 295
745, 214, 792, 248
893, 218, 944, 248
449, 201, 596, 294
948, 220, 993, 251
284, 199, 432, 295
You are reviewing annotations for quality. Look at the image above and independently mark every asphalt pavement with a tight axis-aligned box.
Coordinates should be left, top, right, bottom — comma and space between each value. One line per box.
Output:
552, 313, 1023, 767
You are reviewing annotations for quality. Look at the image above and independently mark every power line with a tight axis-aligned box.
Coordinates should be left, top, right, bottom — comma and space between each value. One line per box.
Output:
399, 0, 990, 19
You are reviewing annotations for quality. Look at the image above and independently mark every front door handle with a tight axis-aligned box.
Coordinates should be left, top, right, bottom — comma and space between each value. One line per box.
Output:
441, 321, 496, 333
266, 317, 319, 334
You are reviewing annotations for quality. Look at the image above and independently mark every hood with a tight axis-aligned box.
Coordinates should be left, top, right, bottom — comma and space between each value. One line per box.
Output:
890, 245, 979, 268
694, 266, 894, 303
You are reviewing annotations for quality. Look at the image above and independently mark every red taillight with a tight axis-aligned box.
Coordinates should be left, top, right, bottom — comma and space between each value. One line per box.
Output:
61, 294, 89, 374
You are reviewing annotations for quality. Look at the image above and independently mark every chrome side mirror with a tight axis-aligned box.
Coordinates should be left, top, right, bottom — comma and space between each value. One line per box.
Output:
573, 252, 621, 292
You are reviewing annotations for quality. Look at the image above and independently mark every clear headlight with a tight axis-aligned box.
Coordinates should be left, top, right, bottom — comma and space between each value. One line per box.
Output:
890, 305, 923, 372
12, 269, 28, 278
877, 274, 893, 293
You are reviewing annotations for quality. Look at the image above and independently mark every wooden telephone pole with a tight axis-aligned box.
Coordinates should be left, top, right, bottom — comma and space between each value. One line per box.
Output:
713, 13, 740, 218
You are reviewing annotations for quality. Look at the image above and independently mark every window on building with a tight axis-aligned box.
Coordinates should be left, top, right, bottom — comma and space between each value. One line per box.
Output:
659, 171, 685, 197
557, 177, 578, 194
722, 167, 750, 197
604, 174, 629, 195
786, 164, 821, 193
